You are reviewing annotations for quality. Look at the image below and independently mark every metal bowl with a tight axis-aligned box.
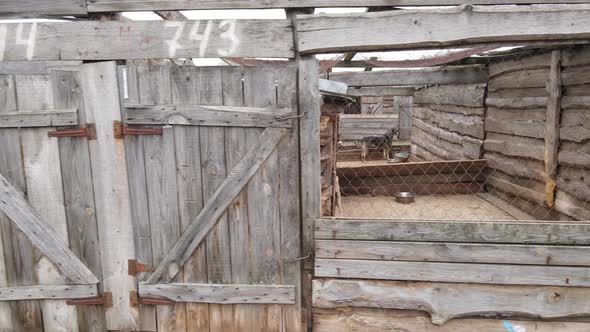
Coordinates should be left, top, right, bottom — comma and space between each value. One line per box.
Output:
395, 191, 416, 204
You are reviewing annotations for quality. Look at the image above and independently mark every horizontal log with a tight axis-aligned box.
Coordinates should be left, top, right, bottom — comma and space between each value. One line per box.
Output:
139, 283, 295, 304
564, 85, 590, 96
558, 167, 590, 202
315, 240, 590, 265
487, 87, 548, 98
562, 65, 590, 86
485, 116, 545, 139
313, 279, 590, 324
0, 61, 81, 75
414, 84, 486, 107
86, 1, 590, 12
414, 103, 485, 116
562, 96, 590, 109
329, 66, 487, 87
488, 68, 549, 91
414, 106, 484, 139
563, 45, 590, 67
336, 159, 487, 178
558, 150, 590, 168
346, 86, 415, 97
486, 175, 546, 206
554, 190, 590, 221
488, 51, 551, 78
411, 143, 443, 161
560, 109, 590, 142
314, 307, 590, 332
411, 127, 469, 160
125, 105, 293, 128
484, 132, 545, 161
314, 218, 590, 243
0, 20, 293, 61
315, 258, 590, 286
0, 108, 78, 128
296, 5, 590, 53
0, 284, 97, 301
485, 96, 548, 109
413, 118, 483, 158
484, 152, 545, 181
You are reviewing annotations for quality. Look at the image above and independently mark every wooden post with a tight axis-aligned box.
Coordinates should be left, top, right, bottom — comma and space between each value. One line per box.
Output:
80, 61, 140, 330
544, 50, 562, 208
288, 7, 319, 332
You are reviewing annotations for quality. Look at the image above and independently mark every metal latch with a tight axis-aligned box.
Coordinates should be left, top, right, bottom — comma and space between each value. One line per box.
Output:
67, 292, 113, 307
113, 121, 163, 138
48, 124, 96, 139
129, 290, 174, 307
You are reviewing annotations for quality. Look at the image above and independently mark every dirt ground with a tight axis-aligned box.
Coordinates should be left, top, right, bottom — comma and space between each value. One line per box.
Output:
337, 194, 515, 220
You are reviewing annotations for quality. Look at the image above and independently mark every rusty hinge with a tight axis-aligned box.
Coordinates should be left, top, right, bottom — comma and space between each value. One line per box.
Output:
128, 259, 154, 276
67, 292, 112, 307
129, 290, 174, 307
48, 124, 96, 139
113, 121, 163, 139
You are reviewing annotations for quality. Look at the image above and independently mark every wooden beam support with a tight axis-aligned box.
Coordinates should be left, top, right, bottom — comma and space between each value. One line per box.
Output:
0, 108, 78, 128
86, 1, 590, 12
328, 66, 488, 87
145, 128, 287, 284
544, 49, 562, 208
0, 285, 98, 301
0, 20, 294, 61
0, 171, 99, 284
315, 258, 590, 287
347, 86, 415, 97
313, 279, 590, 325
139, 283, 296, 304
315, 218, 590, 244
295, 5, 590, 54
125, 105, 294, 128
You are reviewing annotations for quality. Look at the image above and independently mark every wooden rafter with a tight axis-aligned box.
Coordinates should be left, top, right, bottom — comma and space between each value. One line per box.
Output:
145, 127, 287, 284
0, 172, 99, 284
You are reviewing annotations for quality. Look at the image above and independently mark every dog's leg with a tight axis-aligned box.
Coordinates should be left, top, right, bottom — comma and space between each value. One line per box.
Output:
361, 142, 367, 162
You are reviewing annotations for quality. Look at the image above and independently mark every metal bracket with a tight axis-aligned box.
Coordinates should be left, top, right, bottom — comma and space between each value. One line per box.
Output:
67, 292, 112, 307
128, 259, 154, 276
129, 290, 174, 307
48, 124, 96, 140
113, 121, 163, 139
282, 252, 313, 264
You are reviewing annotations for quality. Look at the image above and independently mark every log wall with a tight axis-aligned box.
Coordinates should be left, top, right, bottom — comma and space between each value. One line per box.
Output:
411, 84, 486, 161
484, 46, 590, 220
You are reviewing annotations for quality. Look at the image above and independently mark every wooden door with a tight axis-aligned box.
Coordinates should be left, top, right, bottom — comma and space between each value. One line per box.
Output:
119, 63, 302, 332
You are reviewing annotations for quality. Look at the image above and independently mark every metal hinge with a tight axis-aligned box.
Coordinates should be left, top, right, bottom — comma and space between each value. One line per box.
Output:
67, 292, 113, 307
113, 121, 163, 138
129, 290, 174, 307
128, 259, 154, 276
48, 124, 96, 139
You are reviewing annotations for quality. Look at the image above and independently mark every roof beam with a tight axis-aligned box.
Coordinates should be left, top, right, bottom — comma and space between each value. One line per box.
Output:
296, 4, 590, 54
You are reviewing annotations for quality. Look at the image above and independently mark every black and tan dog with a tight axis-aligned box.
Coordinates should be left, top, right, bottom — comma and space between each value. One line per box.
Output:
359, 128, 398, 162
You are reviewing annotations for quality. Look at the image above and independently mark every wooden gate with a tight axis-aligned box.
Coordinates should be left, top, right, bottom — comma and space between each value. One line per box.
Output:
0, 60, 303, 332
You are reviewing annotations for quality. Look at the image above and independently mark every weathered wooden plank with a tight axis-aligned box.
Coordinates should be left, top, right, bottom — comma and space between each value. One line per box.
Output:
315, 240, 590, 265
0, 202, 12, 330
20, 76, 79, 332
319, 78, 347, 95
170, 65, 208, 332
544, 50, 562, 208
54, 69, 106, 332
488, 51, 551, 78
489, 68, 549, 91
80, 61, 139, 330
315, 218, 590, 244
146, 127, 286, 284
554, 190, 590, 221
0, 61, 81, 75
0, 285, 97, 301
296, 5, 590, 53
337, 159, 487, 178
313, 279, 590, 324
477, 192, 537, 220
0, 108, 77, 127
140, 283, 295, 304
0, 0, 86, 16
87, 0, 590, 12
329, 66, 487, 87
315, 307, 590, 332
411, 123, 482, 159
136, 64, 172, 105
143, 127, 187, 332
315, 258, 590, 287
485, 113, 545, 138
0, 21, 293, 61
125, 104, 293, 128
484, 132, 545, 161
0, 168, 97, 285
347, 86, 415, 97
414, 84, 486, 107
